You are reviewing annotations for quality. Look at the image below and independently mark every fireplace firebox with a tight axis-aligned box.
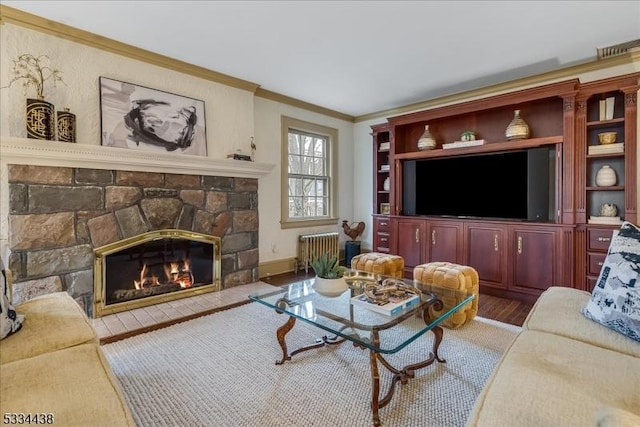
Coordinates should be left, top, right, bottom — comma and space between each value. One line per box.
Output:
93, 229, 221, 317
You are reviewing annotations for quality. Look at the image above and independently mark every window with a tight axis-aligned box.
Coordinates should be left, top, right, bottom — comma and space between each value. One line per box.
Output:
281, 116, 338, 228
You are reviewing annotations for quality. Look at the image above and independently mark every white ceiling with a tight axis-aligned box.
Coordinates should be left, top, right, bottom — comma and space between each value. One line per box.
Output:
3, 1, 640, 118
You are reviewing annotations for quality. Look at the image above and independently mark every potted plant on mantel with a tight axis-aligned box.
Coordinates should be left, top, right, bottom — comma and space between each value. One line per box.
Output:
310, 253, 348, 297
3, 54, 66, 140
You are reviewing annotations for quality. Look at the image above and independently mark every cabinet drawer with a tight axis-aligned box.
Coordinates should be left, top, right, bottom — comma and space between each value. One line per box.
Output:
375, 217, 390, 232
588, 228, 614, 252
375, 233, 390, 251
587, 253, 607, 276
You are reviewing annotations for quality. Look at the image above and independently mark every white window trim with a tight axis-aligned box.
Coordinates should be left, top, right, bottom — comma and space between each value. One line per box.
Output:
280, 116, 339, 229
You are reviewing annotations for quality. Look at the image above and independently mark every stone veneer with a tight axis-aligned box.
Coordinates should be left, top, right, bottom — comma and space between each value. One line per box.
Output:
7, 165, 259, 316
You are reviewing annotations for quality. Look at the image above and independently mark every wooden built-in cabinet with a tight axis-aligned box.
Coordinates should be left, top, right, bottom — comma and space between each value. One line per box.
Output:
426, 220, 462, 264
392, 218, 462, 277
370, 72, 639, 301
465, 222, 508, 290
574, 74, 639, 290
509, 225, 558, 295
392, 217, 425, 276
371, 123, 391, 216
372, 215, 391, 253
577, 225, 617, 291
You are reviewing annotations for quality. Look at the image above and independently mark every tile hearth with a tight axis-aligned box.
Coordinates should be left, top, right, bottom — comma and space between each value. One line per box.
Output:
92, 281, 278, 343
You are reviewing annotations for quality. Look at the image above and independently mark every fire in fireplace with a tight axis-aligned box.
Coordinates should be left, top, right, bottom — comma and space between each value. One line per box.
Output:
93, 229, 221, 317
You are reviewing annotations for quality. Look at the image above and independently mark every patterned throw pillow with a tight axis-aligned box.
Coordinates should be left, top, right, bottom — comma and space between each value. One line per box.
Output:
582, 221, 640, 342
1, 257, 24, 340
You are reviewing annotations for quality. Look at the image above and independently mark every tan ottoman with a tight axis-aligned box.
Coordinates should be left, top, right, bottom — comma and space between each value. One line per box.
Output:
350, 252, 405, 279
413, 262, 479, 329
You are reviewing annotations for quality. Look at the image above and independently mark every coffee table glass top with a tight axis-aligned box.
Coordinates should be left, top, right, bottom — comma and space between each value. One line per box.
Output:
249, 272, 474, 354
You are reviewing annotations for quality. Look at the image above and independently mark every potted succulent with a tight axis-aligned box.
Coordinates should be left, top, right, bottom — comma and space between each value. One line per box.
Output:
310, 253, 348, 297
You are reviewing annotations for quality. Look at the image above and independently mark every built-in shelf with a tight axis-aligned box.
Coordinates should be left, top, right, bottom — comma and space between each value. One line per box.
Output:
393, 136, 563, 160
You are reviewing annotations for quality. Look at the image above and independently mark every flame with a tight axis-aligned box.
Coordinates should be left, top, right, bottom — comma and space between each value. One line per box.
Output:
133, 259, 193, 289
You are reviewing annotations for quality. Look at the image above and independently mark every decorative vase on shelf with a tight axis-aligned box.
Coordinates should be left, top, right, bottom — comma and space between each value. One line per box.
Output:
417, 125, 436, 150
505, 109, 530, 141
600, 203, 618, 217
595, 165, 617, 187
56, 108, 76, 143
26, 97, 55, 140
383, 177, 390, 191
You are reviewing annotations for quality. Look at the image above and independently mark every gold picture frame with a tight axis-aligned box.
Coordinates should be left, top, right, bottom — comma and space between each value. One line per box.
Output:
380, 203, 390, 215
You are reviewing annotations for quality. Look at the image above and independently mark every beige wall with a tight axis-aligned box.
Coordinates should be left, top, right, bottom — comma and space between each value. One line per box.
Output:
0, 23, 255, 156
254, 97, 354, 265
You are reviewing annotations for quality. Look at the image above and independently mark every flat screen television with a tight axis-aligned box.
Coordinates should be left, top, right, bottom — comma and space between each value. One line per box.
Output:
402, 147, 556, 222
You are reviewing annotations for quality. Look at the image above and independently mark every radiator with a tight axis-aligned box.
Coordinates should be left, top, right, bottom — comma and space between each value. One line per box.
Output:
297, 232, 340, 273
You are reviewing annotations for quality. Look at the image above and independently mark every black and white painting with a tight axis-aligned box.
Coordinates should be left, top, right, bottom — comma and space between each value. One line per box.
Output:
99, 76, 207, 156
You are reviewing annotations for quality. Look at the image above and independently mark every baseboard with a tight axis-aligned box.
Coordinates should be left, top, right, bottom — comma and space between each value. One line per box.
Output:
258, 257, 297, 278
259, 247, 372, 279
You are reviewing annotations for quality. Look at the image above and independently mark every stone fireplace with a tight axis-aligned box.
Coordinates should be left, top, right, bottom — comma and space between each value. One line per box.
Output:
1, 138, 273, 317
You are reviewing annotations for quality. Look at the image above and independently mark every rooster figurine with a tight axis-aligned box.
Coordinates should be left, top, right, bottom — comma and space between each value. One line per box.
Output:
342, 220, 365, 241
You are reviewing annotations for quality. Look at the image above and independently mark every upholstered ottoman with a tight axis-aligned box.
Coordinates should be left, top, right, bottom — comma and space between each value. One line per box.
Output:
413, 262, 479, 329
350, 252, 405, 279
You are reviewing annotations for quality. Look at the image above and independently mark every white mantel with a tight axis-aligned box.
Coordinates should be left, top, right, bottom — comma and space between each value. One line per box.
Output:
0, 137, 275, 257
0, 137, 274, 178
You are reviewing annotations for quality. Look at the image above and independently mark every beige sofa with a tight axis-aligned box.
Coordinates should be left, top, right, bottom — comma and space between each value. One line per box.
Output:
0, 292, 135, 426
466, 286, 640, 426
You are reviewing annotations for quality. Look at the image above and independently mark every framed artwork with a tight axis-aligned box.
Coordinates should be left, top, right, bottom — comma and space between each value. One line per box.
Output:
99, 76, 207, 156
380, 203, 390, 215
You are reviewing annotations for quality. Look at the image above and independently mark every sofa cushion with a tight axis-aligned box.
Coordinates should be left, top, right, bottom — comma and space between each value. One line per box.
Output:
466, 330, 640, 427
0, 258, 24, 340
0, 292, 97, 365
596, 406, 640, 427
582, 221, 640, 342
523, 286, 639, 357
0, 343, 135, 426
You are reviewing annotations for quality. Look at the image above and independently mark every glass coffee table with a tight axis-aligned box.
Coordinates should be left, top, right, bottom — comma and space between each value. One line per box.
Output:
249, 271, 475, 426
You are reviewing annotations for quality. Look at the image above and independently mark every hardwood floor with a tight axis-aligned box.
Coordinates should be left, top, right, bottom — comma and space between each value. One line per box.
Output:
261, 271, 534, 327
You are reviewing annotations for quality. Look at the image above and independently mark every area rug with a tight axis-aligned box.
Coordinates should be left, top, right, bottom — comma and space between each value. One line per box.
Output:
102, 302, 520, 427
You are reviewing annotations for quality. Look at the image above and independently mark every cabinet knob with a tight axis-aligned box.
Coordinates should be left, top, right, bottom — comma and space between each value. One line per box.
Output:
597, 262, 603, 266
416, 228, 420, 243
597, 237, 611, 242
431, 229, 436, 245
494, 234, 499, 252
517, 236, 523, 255
380, 222, 388, 227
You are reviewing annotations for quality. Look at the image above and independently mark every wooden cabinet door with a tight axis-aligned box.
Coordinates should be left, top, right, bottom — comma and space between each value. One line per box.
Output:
465, 223, 507, 289
510, 226, 557, 294
427, 221, 462, 264
394, 218, 425, 276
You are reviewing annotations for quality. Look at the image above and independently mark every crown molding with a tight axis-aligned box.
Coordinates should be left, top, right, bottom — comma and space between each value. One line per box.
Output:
0, 5, 260, 93
355, 51, 640, 123
255, 88, 354, 122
